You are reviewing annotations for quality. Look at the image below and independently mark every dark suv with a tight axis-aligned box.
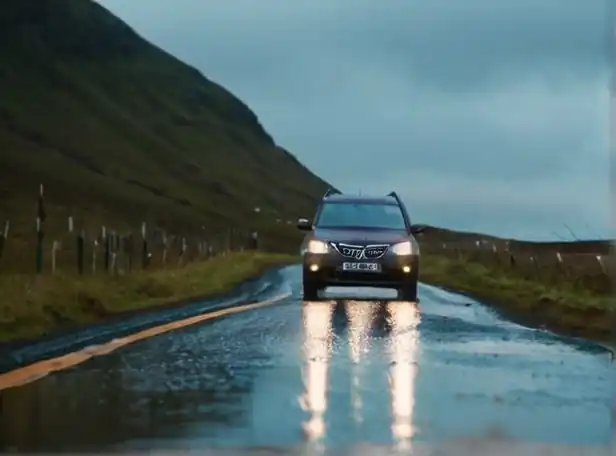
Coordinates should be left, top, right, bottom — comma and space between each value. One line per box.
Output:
297, 189, 425, 301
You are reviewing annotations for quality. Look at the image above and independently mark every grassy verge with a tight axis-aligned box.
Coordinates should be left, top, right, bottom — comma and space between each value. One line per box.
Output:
420, 254, 613, 344
0, 251, 298, 342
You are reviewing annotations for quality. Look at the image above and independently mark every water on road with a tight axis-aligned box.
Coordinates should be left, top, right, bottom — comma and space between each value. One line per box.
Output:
0, 266, 612, 451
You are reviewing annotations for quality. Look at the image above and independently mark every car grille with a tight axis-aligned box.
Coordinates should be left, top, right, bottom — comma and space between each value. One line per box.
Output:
330, 242, 389, 260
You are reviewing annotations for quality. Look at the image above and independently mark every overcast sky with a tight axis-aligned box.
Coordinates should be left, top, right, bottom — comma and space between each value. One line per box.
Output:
99, 0, 611, 240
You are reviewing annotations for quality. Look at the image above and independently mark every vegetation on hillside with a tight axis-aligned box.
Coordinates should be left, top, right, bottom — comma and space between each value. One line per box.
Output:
0, 0, 329, 244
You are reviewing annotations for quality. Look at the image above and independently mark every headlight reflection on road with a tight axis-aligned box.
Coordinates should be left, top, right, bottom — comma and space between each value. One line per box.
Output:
386, 300, 421, 448
299, 300, 335, 441
345, 301, 376, 425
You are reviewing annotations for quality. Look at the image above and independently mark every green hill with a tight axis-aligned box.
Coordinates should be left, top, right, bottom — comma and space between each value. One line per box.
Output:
0, 0, 329, 241
419, 225, 612, 254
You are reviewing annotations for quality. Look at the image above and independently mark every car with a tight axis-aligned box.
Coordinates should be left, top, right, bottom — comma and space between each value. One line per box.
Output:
297, 189, 426, 301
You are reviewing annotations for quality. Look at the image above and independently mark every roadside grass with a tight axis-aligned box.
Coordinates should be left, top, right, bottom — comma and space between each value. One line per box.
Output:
420, 254, 613, 343
0, 252, 298, 342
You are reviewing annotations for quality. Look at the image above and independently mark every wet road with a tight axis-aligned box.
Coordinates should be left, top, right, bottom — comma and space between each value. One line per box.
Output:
0, 265, 612, 451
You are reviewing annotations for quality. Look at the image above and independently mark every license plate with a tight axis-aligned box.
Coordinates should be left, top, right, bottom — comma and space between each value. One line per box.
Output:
342, 262, 380, 272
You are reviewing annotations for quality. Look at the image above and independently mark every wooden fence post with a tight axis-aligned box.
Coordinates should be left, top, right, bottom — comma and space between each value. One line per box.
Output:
490, 242, 500, 265
102, 226, 109, 273
530, 255, 540, 278
127, 233, 134, 273
141, 222, 148, 270
178, 237, 187, 265
51, 240, 59, 274
596, 255, 608, 275
556, 252, 568, 278
35, 184, 46, 274
162, 231, 168, 267
92, 239, 98, 274
110, 232, 117, 275
76, 230, 85, 276
0, 220, 9, 263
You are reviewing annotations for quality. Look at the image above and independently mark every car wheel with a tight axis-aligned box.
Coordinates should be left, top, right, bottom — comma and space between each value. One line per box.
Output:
397, 280, 418, 302
302, 277, 322, 300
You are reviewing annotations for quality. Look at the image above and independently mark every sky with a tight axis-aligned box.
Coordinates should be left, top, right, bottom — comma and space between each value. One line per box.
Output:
99, 0, 612, 241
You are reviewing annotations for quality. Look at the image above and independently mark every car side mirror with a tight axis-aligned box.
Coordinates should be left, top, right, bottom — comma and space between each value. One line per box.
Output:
297, 218, 312, 231
410, 224, 426, 235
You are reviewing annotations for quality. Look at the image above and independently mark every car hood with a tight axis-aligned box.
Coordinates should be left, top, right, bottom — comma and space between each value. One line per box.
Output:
313, 228, 410, 245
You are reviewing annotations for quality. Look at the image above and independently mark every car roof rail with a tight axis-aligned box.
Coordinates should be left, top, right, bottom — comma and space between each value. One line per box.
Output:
386, 191, 403, 206
323, 188, 342, 198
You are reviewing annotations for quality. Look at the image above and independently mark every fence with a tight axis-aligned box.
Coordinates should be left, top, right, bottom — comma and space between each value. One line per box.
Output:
421, 239, 613, 294
0, 185, 300, 276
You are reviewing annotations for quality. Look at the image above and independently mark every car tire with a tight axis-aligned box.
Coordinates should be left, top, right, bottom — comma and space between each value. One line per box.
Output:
397, 280, 418, 302
302, 277, 322, 300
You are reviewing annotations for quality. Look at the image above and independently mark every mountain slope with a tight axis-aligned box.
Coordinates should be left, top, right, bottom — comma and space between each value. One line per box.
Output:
0, 0, 329, 238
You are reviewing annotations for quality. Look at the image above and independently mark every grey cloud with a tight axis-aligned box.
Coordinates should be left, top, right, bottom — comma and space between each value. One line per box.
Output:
100, 0, 609, 85
115, 0, 608, 86
98, 0, 610, 239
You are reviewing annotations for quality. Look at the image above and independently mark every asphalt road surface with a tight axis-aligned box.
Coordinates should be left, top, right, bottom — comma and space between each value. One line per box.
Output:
0, 265, 612, 452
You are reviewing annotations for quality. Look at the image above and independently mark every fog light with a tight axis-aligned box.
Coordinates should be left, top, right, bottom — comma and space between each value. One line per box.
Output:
402, 266, 411, 273
309, 264, 319, 272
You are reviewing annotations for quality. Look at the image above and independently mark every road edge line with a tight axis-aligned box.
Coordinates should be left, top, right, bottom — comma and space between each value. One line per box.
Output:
0, 291, 291, 391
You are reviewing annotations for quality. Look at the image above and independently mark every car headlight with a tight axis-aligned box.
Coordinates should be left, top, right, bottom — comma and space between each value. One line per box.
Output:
391, 241, 414, 256
306, 240, 330, 254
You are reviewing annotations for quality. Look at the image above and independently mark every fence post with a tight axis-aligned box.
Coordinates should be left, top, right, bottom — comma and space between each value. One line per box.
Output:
110, 231, 117, 275
530, 255, 540, 278
77, 230, 85, 276
116, 234, 124, 274
92, 239, 98, 274
596, 255, 608, 275
127, 233, 134, 272
102, 226, 109, 273
489, 242, 498, 264
0, 220, 9, 263
141, 222, 148, 269
556, 252, 568, 278
35, 184, 46, 274
178, 237, 187, 265
51, 240, 59, 274
35, 216, 43, 273
162, 231, 168, 267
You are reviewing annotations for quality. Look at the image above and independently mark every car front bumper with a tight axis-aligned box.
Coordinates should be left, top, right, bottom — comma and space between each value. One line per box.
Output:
302, 252, 419, 287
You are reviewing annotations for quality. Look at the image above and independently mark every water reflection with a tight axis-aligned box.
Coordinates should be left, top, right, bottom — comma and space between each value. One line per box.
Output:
345, 301, 377, 426
386, 301, 421, 449
0, 338, 255, 451
299, 300, 335, 441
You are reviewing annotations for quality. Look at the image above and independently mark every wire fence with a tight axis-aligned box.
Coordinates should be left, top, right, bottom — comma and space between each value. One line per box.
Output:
1, 184, 612, 295
421, 239, 613, 294
0, 185, 300, 276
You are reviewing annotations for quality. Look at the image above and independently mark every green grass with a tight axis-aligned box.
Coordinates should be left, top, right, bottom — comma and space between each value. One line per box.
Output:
0, 251, 298, 342
420, 254, 613, 343
0, 0, 329, 256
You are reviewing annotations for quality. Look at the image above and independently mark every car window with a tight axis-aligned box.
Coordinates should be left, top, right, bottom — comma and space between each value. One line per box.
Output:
316, 202, 407, 230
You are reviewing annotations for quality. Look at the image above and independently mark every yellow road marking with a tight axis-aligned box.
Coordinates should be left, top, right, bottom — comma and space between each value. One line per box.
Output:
0, 292, 291, 391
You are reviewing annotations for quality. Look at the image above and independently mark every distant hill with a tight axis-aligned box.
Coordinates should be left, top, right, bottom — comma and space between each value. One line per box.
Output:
419, 225, 612, 254
0, 0, 330, 238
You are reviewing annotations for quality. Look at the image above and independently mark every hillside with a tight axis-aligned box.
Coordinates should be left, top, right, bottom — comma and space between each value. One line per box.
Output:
419, 225, 613, 254
0, 0, 329, 241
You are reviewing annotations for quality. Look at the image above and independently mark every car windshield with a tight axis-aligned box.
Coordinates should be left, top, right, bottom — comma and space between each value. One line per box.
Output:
315, 202, 407, 230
